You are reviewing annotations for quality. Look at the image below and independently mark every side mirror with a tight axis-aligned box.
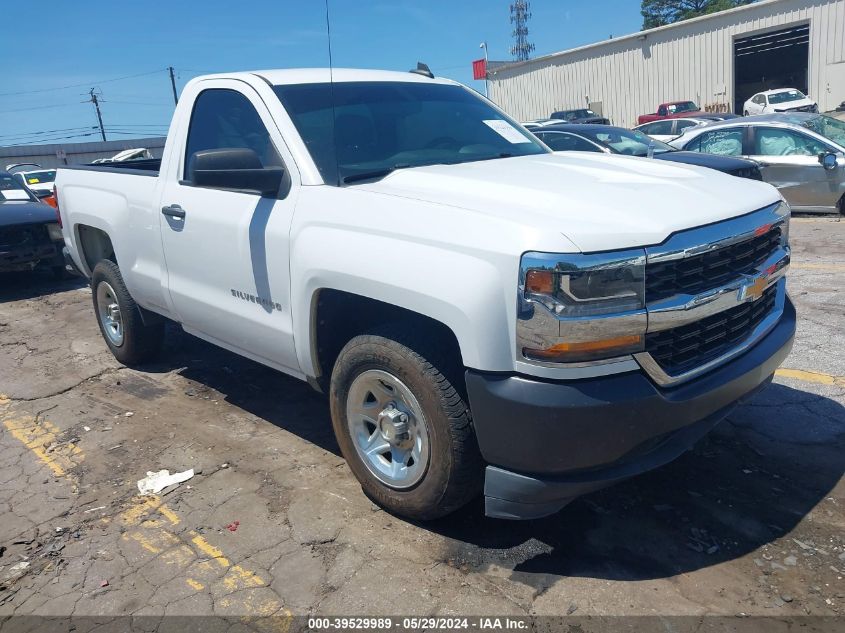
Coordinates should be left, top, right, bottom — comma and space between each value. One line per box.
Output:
188, 148, 283, 196
819, 152, 838, 171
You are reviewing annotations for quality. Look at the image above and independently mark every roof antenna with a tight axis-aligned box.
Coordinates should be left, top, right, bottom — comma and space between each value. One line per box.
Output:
409, 62, 434, 79
325, 0, 340, 186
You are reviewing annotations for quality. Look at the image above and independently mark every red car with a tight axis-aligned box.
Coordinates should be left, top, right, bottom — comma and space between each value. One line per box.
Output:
637, 100, 704, 125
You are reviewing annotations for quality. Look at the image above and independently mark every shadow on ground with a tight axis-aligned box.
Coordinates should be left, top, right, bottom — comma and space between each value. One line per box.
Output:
134, 326, 845, 585
0, 270, 87, 302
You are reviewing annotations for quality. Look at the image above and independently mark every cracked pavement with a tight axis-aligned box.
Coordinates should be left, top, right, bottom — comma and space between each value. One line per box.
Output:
0, 217, 844, 622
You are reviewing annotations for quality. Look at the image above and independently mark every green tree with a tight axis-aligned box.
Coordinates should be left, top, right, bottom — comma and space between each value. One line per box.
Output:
641, 0, 755, 29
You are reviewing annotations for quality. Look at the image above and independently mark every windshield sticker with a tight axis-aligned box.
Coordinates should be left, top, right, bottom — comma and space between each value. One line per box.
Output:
483, 119, 532, 144
0, 190, 30, 200
27, 178, 40, 184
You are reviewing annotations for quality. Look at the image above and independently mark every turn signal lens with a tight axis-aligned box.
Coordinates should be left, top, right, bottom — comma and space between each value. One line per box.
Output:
525, 269, 554, 294
524, 334, 643, 362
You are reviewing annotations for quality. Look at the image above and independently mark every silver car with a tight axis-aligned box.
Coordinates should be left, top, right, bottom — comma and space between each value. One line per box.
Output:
669, 113, 845, 214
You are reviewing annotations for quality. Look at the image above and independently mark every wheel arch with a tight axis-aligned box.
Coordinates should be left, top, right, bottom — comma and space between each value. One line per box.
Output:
308, 288, 469, 391
76, 224, 116, 274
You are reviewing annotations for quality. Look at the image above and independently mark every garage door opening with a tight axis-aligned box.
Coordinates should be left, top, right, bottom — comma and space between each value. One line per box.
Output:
734, 24, 809, 114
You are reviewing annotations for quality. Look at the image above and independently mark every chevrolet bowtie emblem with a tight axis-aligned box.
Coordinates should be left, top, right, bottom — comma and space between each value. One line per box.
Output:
739, 275, 768, 302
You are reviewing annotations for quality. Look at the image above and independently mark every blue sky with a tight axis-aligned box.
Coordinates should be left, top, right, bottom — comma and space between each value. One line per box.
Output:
0, 1, 642, 146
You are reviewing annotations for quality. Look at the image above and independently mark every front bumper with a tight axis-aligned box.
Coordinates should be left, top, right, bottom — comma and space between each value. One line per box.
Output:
466, 297, 796, 520
0, 242, 62, 273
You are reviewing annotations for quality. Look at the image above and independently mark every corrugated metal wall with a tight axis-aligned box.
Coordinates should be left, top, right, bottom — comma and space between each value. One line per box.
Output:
0, 137, 166, 169
489, 0, 845, 127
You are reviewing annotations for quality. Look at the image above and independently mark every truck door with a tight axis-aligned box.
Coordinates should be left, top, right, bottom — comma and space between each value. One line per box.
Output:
159, 82, 301, 374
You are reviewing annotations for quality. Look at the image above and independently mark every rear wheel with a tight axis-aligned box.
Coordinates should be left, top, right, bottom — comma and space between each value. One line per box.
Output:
329, 326, 482, 520
91, 260, 164, 365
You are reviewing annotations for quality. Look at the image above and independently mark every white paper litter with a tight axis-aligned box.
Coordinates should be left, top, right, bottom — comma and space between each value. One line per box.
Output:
137, 469, 194, 495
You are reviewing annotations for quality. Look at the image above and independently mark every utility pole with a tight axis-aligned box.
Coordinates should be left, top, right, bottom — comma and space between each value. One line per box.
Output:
88, 88, 106, 141
168, 66, 179, 105
479, 42, 489, 98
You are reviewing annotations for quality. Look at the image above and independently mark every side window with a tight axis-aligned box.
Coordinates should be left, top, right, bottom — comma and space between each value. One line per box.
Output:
539, 133, 600, 152
184, 89, 282, 182
753, 128, 829, 156
694, 128, 744, 156
645, 120, 673, 136
657, 105, 667, 116
675, 120, 698, 132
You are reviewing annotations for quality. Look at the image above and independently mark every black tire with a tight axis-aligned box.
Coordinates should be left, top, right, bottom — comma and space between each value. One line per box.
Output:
329, 326, 483, 520
91, 260, 164, 365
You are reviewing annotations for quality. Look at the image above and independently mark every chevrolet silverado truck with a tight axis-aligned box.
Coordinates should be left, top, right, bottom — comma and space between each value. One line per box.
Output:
56, 69, 795, 521
637, 100, 705, 124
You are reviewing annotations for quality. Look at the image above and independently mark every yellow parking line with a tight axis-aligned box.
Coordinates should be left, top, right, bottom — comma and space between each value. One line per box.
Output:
0, 408, 83, 478
1, 402, 277, 614
776, 368, 845, 386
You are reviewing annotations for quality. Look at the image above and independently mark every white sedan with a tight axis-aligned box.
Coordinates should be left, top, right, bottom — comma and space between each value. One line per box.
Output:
743, 88, 818, 116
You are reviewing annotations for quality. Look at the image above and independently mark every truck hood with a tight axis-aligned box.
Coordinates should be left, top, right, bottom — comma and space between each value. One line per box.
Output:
0, 200, 56, 228
356, 153, 779, 253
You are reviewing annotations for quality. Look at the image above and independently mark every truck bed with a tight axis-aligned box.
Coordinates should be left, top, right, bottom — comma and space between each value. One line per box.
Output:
63, 158, 161, 177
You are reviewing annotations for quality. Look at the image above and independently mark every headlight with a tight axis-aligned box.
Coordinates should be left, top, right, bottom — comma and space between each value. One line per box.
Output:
775, 199, 790, 248
46, 222, 63, 242
518, 250, 647, 363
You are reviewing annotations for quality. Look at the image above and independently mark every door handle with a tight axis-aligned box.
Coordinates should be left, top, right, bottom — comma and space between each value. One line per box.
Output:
161, 204, 186, 219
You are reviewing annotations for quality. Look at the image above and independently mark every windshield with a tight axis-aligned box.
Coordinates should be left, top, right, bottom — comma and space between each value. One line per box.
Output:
557, 109, 596, 120
22, 170, 56, 185
274, 81, 547, 185
667, 101, 698, 114
768, 90, 805, 104
584, 128, 675, 156
0, 173, 35, 201
801, 114, 845, 148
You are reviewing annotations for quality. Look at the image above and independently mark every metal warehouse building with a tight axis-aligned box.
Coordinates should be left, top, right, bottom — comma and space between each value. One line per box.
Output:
488, 0, 845, 127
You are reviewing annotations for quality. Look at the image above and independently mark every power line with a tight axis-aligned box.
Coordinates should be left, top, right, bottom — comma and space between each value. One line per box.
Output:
4, 132, 100, 146
0, 102, 84, 114
0, 68, 167, 98
0, 126, 97, 140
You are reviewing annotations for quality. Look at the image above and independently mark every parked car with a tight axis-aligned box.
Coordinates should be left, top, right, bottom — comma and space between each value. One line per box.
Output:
743, 89, 818, 116
6, 163, 56, 199
533, 124, 763, 181
57, 68, 793, 521
550, 108, 609, 124
0, 171, 66, 277
635, 115, 741, 142
521, 118, 562, 129
669, 113, 845, 214
637, 100, 703, 124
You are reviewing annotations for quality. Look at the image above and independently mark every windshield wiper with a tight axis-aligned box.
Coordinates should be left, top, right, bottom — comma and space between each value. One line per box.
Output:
342, 163, 411, 184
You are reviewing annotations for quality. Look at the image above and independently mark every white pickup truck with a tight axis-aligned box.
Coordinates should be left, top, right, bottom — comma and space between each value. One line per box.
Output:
57, 69, 795, 520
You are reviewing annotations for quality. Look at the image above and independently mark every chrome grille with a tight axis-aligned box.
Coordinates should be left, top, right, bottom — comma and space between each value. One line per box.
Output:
645, 227, 781, 303
645, 285, 777, 375
0, 224, 49, 248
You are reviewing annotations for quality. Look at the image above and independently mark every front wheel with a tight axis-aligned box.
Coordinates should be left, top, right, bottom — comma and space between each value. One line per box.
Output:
91, 260, 164, 365
329, 327, 482, 520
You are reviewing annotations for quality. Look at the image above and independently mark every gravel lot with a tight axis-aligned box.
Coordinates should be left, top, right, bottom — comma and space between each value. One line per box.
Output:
0, 216, 843, 626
